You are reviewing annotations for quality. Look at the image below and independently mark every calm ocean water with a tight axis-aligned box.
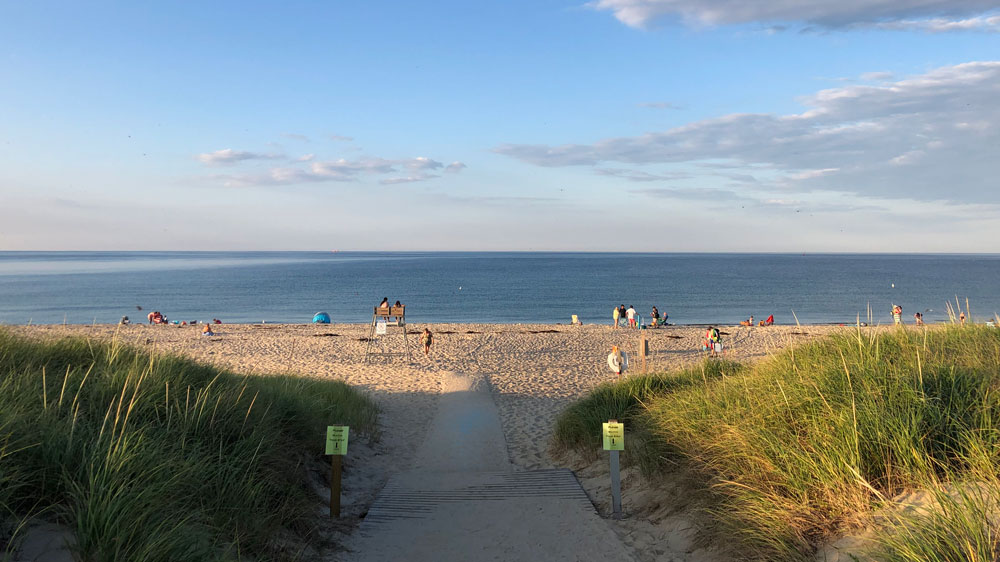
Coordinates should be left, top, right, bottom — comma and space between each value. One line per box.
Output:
1, 252, 998, 326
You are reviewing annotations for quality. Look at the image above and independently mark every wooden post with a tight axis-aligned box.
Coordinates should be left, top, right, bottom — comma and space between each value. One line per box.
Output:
330, 454, 342, 518
639, 334, 648, 373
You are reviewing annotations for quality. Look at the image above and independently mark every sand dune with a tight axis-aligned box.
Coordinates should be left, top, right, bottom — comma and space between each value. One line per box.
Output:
17, 322, 845, 560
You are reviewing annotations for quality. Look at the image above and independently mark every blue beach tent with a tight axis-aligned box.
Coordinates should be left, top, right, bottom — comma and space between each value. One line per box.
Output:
312, 312, 331, 324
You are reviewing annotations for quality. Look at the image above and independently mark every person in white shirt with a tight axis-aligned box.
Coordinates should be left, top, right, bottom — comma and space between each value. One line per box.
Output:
626, 305, 637, 328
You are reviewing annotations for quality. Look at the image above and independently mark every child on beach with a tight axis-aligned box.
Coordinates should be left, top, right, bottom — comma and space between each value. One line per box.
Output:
612, 306, 620, 328
421, 328, 433, 356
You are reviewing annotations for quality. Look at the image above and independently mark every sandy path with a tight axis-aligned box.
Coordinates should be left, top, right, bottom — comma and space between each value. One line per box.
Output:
343, 370, 636, 561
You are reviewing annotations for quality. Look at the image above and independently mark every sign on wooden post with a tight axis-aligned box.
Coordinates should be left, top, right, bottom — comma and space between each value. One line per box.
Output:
326, 426, 349, 517
603, 420, 624, 518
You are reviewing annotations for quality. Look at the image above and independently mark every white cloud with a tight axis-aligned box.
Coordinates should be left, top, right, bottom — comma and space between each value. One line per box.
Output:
214, 156, 458, 187
196, 149, 283, 166
445, 161, 468, 173
296, 153, 315, 162
406, 157, 444, 171
589, 0, 1000, 31
874, 14, 1000, 32
859, 71, 893, 81
380, 173, 438, 185
329, 134, 354, 142
786, 168, 840, 180
495, 61, 1000, 203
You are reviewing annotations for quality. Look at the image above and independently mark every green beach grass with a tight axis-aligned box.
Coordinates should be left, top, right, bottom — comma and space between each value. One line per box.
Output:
0, 328, 378, 561
554, 324, 1000, 561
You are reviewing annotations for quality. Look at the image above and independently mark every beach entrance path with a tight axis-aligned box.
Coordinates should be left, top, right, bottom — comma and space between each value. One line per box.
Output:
344, 370, 637, 561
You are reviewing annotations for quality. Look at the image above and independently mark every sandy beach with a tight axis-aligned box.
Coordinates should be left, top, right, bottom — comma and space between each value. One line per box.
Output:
15, 321, 846, 560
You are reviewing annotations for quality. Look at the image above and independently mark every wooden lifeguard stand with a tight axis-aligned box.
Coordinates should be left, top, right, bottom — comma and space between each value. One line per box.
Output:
363, 305, 412, 363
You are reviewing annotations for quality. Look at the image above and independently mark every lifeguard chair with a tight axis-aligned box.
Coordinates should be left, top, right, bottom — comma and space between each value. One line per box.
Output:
364, 305, 412, 362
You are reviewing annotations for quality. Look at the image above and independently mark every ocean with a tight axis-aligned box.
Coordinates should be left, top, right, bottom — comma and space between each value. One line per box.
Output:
0, 252, 998, 326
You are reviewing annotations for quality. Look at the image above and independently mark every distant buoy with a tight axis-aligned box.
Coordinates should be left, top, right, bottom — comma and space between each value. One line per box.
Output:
458, 286, 462, 290
891, 283, 895, 288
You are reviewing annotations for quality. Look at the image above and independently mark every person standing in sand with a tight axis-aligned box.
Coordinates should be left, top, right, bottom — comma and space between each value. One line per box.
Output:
626, 305, 637, 328
421, 328, 433, 356
612, 306, 620, 328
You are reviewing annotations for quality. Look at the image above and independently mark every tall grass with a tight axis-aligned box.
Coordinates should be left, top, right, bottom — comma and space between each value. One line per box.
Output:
0, 328, 378, 561
555, 325, 1000, 560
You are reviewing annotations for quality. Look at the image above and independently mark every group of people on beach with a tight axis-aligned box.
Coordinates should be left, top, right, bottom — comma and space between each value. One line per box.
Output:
893, 304, 965, 326
612, 304, 668, 329
739, 314, 774, 327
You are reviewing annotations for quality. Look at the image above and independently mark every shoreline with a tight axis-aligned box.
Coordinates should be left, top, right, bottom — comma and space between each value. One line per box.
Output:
5, 319, 918, 328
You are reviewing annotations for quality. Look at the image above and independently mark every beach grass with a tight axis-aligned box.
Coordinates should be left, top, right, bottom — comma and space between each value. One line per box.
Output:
0, 328, 378, 561
554, 324, 1000, 560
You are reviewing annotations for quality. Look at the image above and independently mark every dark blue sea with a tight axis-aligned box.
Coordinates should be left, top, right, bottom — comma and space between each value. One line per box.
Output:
0, 252, 998, 326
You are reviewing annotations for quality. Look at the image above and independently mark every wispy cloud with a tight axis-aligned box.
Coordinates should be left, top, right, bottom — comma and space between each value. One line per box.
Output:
859, 71, 893, 81
213, 156, 458, 187
594, 168, 691, 181
445, 161, 467, 173
282, 133, 310, 142
196, 149, 284, 166
295, 153, 315, 162
380, 173, 438, 185
873, 15, 1000, 32
496, 61, 1000, 203
589, 0, 1000, 32
329, 134, 354, 142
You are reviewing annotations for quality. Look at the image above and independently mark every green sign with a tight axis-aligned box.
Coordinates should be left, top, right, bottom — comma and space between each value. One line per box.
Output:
603, 422, 624, 451
326, 426, 349, 455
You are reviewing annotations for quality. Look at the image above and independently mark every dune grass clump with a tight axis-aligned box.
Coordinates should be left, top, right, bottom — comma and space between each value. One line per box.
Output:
555, 325, 1000, 560
552, 360, 744, 471
0, 328, 378, 562
877, 470, 1000, 562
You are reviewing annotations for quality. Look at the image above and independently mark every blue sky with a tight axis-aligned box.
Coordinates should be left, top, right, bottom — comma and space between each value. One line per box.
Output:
1, 0, 999, 251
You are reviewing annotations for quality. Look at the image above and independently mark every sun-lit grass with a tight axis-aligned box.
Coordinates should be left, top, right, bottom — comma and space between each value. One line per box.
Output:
555, 324, 1000, 560
0, 328, 378, 561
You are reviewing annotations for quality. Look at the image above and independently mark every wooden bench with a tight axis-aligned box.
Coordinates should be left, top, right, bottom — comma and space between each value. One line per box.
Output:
373, 305, 406, 318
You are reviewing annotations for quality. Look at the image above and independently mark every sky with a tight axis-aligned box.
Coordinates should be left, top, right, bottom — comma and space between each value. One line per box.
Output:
1, 0, 999, 252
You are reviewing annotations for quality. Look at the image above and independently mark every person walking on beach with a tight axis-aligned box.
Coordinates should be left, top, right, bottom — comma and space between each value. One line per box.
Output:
960, 312, 966, 325
421, 328, 433, 356
914, 312, 924, 325
892, 304, 902, 324
613, 306, 620, 328
626, 305, 637, 328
